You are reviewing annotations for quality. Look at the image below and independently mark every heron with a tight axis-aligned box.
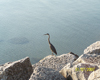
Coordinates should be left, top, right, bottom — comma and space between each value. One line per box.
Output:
44, 33, 57, 55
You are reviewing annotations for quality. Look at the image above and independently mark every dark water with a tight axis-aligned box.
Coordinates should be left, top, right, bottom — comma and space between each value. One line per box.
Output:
0, 0, 100, 64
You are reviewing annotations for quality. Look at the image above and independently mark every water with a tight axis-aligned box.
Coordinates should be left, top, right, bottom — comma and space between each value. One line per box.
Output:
0, 0, 100, 64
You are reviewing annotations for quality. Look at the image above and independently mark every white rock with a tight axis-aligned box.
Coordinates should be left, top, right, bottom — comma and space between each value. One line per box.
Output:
31, 52, 78, 80
88, 69, 100, 80
73, 41, 100, 66
32, 52, 79, 71
60, 63, 99, 80
84, 41, 100, 54
59, 63, 72, 78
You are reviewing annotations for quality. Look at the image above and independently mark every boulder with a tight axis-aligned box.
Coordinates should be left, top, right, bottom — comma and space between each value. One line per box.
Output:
60, 41, 100, 80
0, 57, 33, 80
73, 41, 100, 66
32, 52, 79, 71
59, 63, 72, 78
29, 66, 66, 80
84, 41, 100, 54
88, 69, 100, 80
60, 63, 99, 80
72, 54, 100, 66
30, 52, 78, 80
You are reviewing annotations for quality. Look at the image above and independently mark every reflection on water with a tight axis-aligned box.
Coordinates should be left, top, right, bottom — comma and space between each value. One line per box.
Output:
8, 37, 29, 44
0, 40, 4, 42
0, 0, 100, 64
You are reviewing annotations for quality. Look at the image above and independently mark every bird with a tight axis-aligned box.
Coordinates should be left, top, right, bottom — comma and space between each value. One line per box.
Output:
44, 33, 57, 55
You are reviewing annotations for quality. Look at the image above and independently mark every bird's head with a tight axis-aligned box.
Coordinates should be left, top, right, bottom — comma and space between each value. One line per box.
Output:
44, 33, 49, 35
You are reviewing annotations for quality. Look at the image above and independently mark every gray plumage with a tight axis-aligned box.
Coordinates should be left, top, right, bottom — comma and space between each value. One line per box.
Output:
44, 33, 57, 55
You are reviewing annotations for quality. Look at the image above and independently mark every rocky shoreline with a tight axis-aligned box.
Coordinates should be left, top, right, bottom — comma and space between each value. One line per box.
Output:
0, 41, 100, 80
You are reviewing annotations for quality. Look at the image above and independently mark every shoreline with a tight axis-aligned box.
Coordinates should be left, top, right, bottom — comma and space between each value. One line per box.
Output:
0, 41, 100, 80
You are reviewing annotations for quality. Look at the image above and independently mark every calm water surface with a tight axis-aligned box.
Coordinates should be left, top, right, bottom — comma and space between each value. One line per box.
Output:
0, 0, 100, 64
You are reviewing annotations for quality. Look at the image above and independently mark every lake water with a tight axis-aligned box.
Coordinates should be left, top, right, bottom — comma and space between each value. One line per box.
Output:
0, 0, 100, 64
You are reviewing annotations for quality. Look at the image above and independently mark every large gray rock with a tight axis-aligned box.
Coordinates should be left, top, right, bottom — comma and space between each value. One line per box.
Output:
72, 53, 100, 66
0, 57, 33, 80
29, 66, 66, 80
60, 63, 99, 80
84, 41, 100, 54
30, 52, 78, 80
73, 41, 100, 66
60, 41, 100, 80
59, 63, 72, 78
88, 69, 100, 80
32, 52, 79, 71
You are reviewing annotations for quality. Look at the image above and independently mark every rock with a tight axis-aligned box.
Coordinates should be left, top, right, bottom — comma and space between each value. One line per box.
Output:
60, 63, 99, 80
72, 41, 100, 66
84, 41, 100, 54
29, 66, 66, 80
60, 41, 100, 80
88, 69, 100, 80
0, 57, 33, 80
0, 65, 4, 79
30, 52, 78, 80
32, 52, 79, 71
8, 37, 29, 44
69, 52, 79, 58
72, 54, 100, 66
59, 63, 72, 78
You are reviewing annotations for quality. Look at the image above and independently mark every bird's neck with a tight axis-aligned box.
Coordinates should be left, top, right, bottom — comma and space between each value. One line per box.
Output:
48, 35, 50, 44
